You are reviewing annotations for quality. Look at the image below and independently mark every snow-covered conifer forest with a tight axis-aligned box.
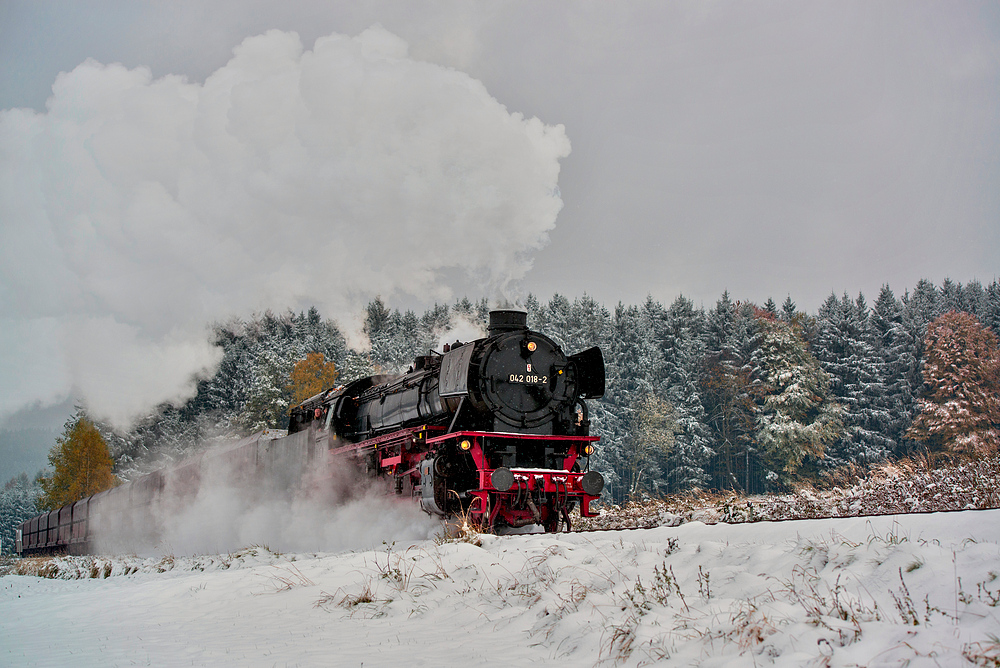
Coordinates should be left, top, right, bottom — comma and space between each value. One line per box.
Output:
112, 278, 1000, 491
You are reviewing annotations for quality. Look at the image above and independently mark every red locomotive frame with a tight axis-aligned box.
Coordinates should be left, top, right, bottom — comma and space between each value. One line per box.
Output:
326, 425, 602, 532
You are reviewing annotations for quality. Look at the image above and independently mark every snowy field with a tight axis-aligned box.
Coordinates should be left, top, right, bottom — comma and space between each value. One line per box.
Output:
3, 510, 1000, 667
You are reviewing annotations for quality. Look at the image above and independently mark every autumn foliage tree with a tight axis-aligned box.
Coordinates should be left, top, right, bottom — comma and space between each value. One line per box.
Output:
288, 352, 340, 407
39, 415, 118, 510
906, 311, 1000, 459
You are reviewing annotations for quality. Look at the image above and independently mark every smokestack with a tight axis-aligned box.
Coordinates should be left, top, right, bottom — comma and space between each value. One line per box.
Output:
488, 310, 528, 335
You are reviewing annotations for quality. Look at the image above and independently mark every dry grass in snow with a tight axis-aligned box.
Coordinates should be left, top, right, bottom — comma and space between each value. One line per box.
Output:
3, 512, 1000, 667
577, 454, 1000, 532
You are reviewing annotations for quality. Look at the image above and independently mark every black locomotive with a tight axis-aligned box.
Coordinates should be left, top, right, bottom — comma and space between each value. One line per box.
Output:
288, 309, 606, 530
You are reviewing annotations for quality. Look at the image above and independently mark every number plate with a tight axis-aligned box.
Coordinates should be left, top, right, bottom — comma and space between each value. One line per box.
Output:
507, 373, 548, 385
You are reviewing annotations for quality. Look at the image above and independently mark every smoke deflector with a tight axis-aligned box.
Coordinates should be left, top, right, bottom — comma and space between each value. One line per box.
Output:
569, 347, 606, 399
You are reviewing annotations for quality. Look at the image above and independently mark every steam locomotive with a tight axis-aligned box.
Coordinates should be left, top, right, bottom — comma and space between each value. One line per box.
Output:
16, 310, 605, 555
289, 309, 606, 531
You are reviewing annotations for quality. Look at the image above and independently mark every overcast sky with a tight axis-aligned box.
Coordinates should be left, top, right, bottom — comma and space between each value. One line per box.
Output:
2, 1, 999, 425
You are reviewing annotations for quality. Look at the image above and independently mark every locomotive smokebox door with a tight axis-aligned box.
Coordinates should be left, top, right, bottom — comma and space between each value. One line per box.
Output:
480, 332, 568, 431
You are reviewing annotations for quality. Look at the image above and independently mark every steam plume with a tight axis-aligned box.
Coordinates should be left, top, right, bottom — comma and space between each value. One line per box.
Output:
0, 26, 570, 427
90, 443, 440, 556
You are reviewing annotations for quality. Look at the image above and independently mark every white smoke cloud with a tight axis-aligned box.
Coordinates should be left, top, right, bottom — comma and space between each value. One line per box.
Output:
0, 26, 570, 427
436, 314, 487, 351
91, 443, 441, 557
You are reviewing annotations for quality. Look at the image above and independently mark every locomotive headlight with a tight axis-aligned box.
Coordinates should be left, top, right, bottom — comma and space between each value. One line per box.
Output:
526, 341, 537, 352
583, 444, 595, 455
460, 439, 472, 451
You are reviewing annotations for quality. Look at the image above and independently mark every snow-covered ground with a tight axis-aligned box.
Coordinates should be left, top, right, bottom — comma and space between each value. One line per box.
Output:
3, 510, 999, 667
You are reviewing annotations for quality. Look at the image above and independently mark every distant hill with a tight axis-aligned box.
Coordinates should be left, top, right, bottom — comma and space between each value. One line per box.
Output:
0, 427, 55, 483
0, 398, 73, 483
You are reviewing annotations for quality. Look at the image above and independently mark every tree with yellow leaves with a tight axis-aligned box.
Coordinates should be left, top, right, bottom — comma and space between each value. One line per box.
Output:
39, 414, 118, 510
287, 353, 339, 407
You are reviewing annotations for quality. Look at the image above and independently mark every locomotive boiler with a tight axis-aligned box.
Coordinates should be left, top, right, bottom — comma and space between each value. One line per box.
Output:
288, 309, 606, 531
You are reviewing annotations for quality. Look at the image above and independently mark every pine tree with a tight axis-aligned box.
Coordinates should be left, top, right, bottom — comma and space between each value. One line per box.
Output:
39, 414, 118, 510
539, 294, 573, 349
701, 358, 759, 491
0, 473, 42, 555
939, 278, 963, 313
903, 279, 942, 336
566, 295, 612, 353
365, 298, 399, 372
474, 298, 491, 327
418, 303, 451, 354
453, 297, 474, 318
363, 304, 425, 373
752, 315, 842, 485
984, 281, 1000, 334
814, 292, 893, 467
339, 349, 377, 384
536, 295, 612, 381
239, 348, 293, 432
906, 311, 1000, 459
364, 297, 392, 336
390, 309, 422, 370
706, 291, 738, 358
961, 280, 987, 323
657, 296, 713, 491
522, 294, 542, 329
869, 285, 920, 457
591, 303, 661, 503
781, 296, 798, 325
703, 293, 764, 491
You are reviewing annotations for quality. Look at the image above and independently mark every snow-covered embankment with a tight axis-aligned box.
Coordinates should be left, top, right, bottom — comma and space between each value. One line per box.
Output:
3, 511, 999, 667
